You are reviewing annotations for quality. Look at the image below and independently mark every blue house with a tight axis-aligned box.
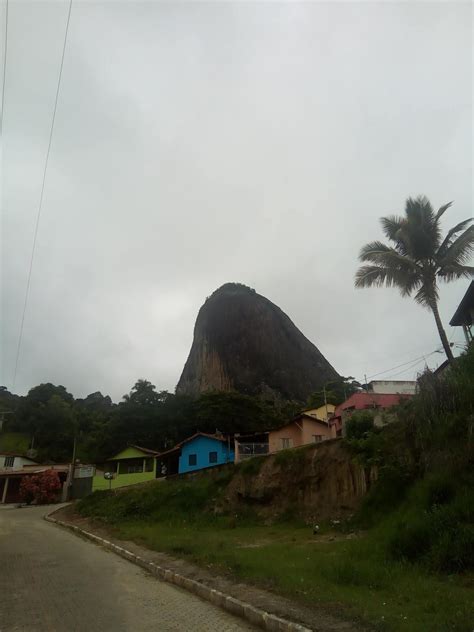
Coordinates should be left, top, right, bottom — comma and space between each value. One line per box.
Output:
178, 433, 234, 474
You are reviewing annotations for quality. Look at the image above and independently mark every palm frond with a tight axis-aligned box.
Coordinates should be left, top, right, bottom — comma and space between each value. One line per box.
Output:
438, 264, 474, 283
355, 264, 421, 296
380, 215, 405, 242
435, 201, 453, 220
404, 195, 441, 256
437, 221, 474, 262
413, 281, 439, 309
438, 225, 474, 267
359, 241, 421, 272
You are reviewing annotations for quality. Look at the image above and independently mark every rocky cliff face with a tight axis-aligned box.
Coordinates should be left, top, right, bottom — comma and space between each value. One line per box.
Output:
176, 283, 339, 402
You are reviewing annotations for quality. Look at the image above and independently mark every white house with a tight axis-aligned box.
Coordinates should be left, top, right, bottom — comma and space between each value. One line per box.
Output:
367, 380, 417, 395
0, 453, 38, 470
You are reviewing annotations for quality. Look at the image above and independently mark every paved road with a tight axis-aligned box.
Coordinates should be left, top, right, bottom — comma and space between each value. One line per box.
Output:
0, 505, 256, 632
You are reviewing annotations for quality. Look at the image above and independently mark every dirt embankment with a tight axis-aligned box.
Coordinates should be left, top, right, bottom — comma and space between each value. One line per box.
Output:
225, 440, 376, 522
184, 439, 376, 522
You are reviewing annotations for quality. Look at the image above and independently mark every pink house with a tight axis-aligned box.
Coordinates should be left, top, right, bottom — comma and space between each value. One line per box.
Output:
331, 391, 414, 433
268, 413, 334, 453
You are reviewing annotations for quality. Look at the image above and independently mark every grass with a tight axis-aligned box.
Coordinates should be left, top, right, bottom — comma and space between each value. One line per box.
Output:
78, 473, 474, 632
110, 521, 472, 632
0, 432, 31, 453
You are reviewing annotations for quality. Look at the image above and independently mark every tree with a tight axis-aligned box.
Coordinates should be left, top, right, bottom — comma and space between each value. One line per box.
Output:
355, 196, 473, 362
307, 376, 362, 408
122, 380, 163, 406
345, 411, 375, 440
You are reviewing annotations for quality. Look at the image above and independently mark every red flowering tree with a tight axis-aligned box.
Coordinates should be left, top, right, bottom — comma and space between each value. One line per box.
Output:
19, 470, 62, 505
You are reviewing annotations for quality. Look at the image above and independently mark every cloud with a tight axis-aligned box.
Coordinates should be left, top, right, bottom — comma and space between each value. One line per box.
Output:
1, 1, 471, 401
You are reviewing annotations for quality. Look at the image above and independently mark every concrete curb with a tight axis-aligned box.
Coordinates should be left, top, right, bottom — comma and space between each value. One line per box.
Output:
45, 512, 312, 632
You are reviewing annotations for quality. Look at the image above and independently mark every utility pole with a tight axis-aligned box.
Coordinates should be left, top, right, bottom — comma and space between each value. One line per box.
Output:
68, 433, 77, 501
323, 386, 329, 421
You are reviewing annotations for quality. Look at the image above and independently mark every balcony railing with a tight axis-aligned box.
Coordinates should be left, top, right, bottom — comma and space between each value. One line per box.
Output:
237, 443, 269, 460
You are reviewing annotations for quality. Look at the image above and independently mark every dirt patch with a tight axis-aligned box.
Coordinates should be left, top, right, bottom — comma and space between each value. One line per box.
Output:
52, 504, 369, 632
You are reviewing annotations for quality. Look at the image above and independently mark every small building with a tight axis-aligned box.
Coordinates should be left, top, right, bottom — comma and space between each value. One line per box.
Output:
0, 452, 37, 469
268, 413, 333, 453
302, 404, 336, 422
332, 391, 414, 433
367, 380, 417, 395
449, 281, 474, 345
0, 465, 69, 504
92, 445, 160, 492
178, 433, 234, 474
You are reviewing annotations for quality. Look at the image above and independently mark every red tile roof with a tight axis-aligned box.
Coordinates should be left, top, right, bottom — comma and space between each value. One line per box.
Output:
334, 391, 413, 417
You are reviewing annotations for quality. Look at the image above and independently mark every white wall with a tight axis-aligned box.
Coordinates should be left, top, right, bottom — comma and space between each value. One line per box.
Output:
368, 381, 417, 395
0, 455, 37, 469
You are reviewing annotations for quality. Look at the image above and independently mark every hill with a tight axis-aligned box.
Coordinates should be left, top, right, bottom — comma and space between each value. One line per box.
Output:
176, 283, 339, 401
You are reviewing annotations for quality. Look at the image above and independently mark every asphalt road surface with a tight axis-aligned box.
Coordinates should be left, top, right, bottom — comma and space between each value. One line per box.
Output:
0, 505, 256, 632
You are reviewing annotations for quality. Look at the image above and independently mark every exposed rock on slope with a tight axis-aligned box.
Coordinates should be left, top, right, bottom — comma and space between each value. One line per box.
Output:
225, 440, 377, 521
176, 283, 339, 402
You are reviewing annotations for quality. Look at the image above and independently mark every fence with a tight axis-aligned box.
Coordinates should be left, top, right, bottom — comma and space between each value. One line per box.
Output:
236, 443, 269, 461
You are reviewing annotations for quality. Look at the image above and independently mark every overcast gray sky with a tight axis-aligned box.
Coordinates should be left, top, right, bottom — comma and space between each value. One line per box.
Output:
1, 1, 472, 402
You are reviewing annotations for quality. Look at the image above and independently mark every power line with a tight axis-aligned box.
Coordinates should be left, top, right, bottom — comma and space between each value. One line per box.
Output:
0, 0, 8, 138
358, 348, 443, 385
365, 350, 440, 380
383, 355, 433, 380
12, 0, 73, 389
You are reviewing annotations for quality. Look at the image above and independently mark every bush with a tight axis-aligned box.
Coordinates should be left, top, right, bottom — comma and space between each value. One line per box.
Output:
345, 411, 375, 440
354, 465, 412, 527
238, 456, 266, 476
388, 473, 474, 572
19, 470, 62, 505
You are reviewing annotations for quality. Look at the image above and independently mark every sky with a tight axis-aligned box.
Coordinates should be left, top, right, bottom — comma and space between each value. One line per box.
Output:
1, 1, 472, 402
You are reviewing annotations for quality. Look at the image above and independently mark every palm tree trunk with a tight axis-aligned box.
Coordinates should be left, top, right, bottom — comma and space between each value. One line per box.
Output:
431, 302, 454, 363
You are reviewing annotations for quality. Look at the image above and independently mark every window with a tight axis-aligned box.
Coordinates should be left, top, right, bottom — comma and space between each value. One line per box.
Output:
4, 456, 14, 467
209, 451, 217, 464
312, 435, 323, 443
280, 438, 292, 449
127, 464, 143, 474
188, 454, 197, 466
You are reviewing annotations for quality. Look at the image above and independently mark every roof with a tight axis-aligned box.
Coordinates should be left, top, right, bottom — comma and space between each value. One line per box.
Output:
270, 414, 330, 433
107, 445, 161, 461
177, 432, 228, 447
0, 465, 69, 477
158, 432, 228, 458
450, 281, 474, 326
334, 391, 413, 417
128, 444, 161, 456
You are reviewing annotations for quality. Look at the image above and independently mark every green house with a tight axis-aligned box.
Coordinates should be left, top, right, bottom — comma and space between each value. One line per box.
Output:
92, 445, 160, 491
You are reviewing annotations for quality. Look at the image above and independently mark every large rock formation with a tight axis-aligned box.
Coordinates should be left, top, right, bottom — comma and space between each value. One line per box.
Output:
176, 283, 339, 402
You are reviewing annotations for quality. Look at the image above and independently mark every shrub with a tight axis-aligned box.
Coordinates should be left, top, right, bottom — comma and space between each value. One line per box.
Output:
345, 411, 375, 440
354, 465, 412, 527
389, 515, 433, 562
388, 474, 474, 572
238, 456, 266, 476
19, 470, 62, 505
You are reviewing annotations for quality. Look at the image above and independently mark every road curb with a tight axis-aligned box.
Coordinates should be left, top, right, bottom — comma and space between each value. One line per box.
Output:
44, 512, 312, 632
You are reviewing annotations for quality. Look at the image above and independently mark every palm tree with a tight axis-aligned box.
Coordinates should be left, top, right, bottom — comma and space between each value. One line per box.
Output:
355, 196, 474, 362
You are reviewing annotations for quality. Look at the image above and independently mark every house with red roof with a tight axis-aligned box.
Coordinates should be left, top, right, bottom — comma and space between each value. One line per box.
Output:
329, 391, 414, 437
